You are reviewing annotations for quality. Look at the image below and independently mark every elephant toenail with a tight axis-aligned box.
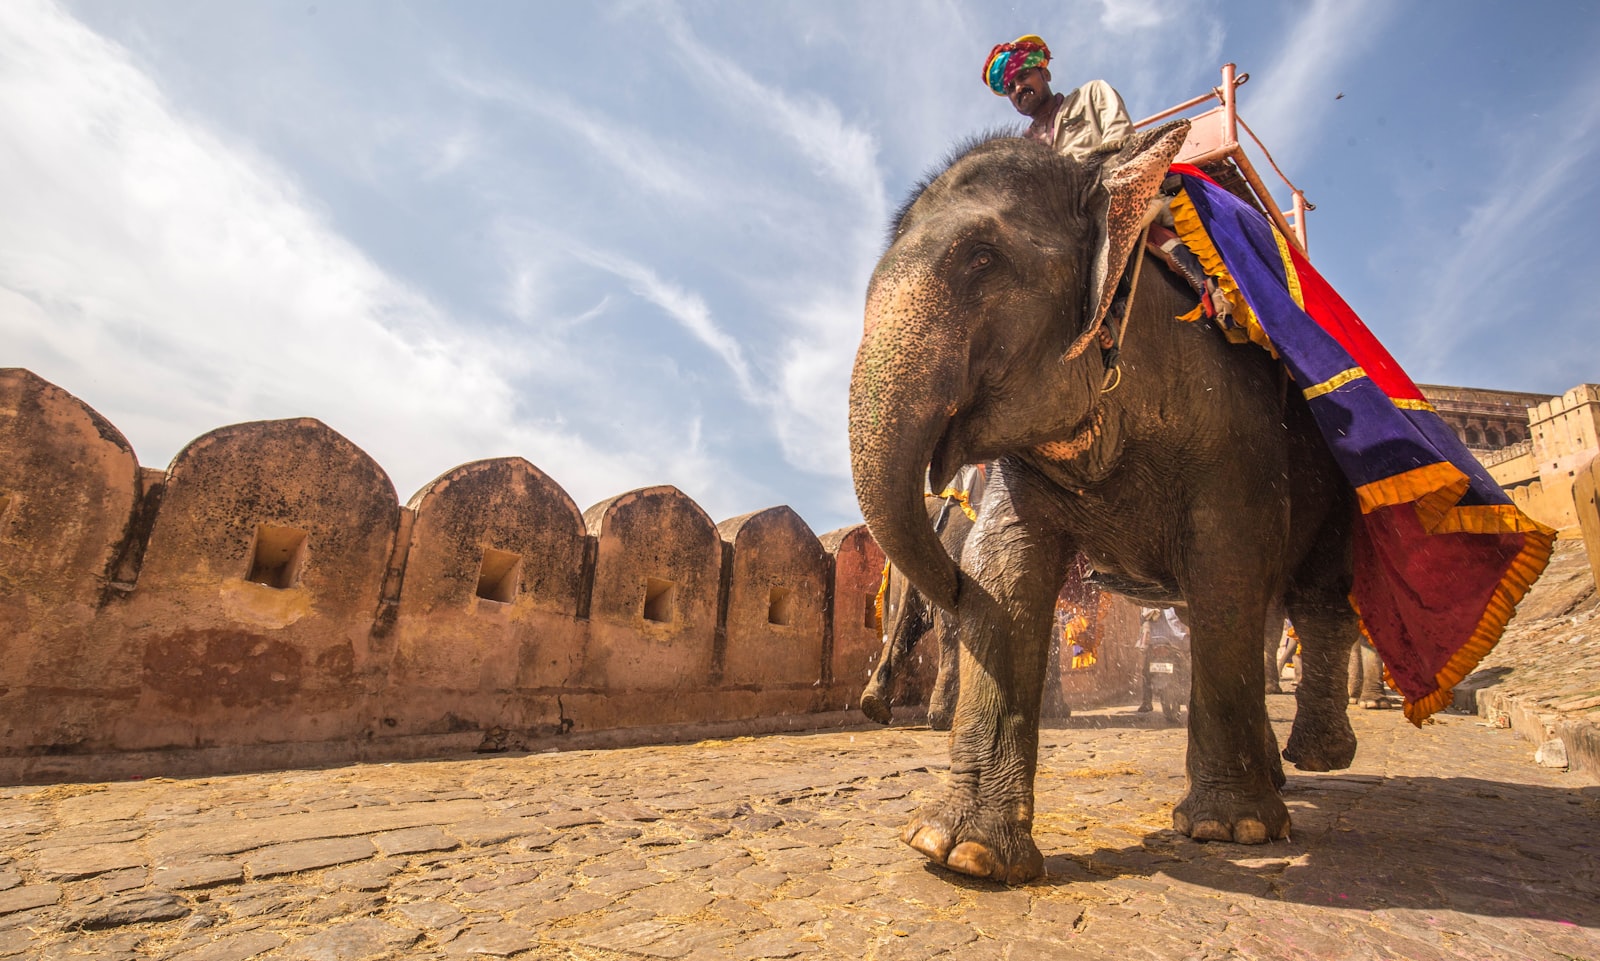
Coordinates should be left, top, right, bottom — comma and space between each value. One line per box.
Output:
1234, 818, 1269, 844
1192, 819, 1232, 842
947, 841, 1000, 878
905, 824, 952, 861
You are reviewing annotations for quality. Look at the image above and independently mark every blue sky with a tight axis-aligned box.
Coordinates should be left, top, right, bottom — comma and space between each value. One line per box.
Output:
3, 1, 1597, 536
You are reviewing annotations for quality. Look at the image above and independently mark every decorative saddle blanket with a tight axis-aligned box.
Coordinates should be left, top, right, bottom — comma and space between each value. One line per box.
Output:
1167, 163, 1554, 723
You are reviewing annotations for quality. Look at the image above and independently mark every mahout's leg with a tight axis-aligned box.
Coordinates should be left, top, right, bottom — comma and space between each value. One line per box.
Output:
1281, 523, 1361, 770
901, 460, 1071, 884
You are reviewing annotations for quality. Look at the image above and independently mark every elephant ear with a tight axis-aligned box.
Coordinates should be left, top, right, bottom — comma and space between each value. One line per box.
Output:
1084, 120, 1192, 339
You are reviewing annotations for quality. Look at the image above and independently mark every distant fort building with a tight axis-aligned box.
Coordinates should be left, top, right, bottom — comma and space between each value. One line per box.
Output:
1418, 382, 1600, 533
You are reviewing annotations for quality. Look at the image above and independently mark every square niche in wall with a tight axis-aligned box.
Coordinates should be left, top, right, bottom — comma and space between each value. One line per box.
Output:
643, 577, 676, 624
247, 524, 309, 589
767, 586, 794, 626
476, 548, 523, 604
864, 593, 881, 632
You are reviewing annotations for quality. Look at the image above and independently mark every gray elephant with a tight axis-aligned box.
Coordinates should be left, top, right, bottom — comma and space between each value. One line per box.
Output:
848, 123, 1363, 884
860, 490, 973, 730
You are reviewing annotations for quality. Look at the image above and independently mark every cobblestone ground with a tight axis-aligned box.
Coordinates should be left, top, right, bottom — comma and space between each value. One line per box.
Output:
4, 697, 1597, 961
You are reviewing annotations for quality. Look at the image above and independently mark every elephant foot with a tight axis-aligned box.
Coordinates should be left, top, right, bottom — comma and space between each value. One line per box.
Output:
1172, 783, 1290, 844
926, 706, 953, 732
1265, 681, 1284, 695
1359, 698, 1385, 710
860, 693, 892, 726
901, 799, 1043, 885
1282, 708, 1357, 772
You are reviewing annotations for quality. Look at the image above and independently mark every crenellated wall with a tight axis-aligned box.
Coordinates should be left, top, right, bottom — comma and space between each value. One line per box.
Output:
0, 369, 888, 783
1485, 383, 1600, 532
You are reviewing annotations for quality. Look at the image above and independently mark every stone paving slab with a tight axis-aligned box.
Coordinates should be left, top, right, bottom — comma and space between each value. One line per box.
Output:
0, 703, 1595, 960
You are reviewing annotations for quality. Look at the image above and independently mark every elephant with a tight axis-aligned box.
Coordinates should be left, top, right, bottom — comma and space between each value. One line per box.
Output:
861, 484, 1076, 731
860, 491, 972, 730
848, 121, 1365, 884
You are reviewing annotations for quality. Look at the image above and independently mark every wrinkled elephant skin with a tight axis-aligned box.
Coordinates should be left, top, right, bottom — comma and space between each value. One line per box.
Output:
849, 125, 1363, 884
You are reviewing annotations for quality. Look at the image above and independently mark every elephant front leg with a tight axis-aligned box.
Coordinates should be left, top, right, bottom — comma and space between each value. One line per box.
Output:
902, 590, 1053, 883
902, 496, 1069, 884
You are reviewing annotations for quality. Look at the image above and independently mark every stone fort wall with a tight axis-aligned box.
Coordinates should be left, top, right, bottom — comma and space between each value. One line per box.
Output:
0, 369, 896, 784
1482, 384, 1600, 532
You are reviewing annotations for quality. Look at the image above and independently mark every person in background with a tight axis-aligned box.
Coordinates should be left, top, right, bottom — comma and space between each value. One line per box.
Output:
1136, 606, 1190, 713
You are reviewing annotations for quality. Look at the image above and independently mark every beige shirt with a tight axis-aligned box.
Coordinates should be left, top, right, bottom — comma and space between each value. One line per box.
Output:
1036, 79, 1134, 162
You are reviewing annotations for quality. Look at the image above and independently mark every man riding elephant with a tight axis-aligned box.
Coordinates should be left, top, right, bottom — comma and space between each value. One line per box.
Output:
982, 35, 1132, 161
984, 36, 1225, 369
850, 95, 1550, 881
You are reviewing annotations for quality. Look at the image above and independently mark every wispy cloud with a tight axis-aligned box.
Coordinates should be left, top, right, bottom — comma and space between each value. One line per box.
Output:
0, 0, 705, 510
1243, 0, 1395, 169
440, 64, 716, 207
652, 5, 888, 222
574, 246, 759, 401
1097, 0, 1177, 33
1392, 58, 1600, 382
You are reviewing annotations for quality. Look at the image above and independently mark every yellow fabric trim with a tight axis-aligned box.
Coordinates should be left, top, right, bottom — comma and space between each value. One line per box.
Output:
873, 561, 890, 633
1303, 367, 1367, 400
1168, 189, 1279, 358
1391, 397, 1437, 413
1273, 221, 1305, 310
1354, 462, 1468, 522
931, 488, 978, 522
1431, 502, 1557, 537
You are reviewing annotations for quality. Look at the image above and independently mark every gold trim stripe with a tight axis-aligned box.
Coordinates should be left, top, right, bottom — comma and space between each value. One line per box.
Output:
1302, 366, 1366, 400
1273, 223, 1305, 310
1392, 397, 1437, 412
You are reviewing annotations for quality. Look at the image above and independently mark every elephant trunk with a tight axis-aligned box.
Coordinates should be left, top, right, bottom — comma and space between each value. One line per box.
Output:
848, 266, 967, 613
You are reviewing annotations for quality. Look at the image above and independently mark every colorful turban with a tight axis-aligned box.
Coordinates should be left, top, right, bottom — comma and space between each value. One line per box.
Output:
983, 35, 1051, 95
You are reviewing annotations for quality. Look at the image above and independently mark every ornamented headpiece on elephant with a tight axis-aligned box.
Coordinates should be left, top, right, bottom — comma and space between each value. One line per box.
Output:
983, 35, 1051, 95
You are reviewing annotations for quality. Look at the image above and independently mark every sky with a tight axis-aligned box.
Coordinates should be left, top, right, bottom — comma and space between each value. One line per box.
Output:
3, 0, 1598, 537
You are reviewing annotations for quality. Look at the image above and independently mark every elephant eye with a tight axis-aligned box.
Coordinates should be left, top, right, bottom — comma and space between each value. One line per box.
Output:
968, 248, 996, 271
